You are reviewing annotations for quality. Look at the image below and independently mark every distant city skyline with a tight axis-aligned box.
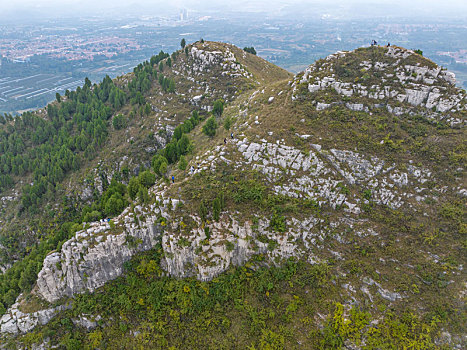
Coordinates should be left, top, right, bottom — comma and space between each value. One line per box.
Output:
1, 0, 467, 21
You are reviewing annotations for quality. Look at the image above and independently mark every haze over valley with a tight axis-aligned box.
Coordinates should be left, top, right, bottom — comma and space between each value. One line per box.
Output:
1, 0, 466, 113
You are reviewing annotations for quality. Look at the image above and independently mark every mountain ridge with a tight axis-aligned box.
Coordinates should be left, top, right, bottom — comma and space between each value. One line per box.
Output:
0, 41, 465, 349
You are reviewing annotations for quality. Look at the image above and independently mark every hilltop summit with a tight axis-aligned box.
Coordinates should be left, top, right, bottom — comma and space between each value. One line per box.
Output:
293, 46, 466, 126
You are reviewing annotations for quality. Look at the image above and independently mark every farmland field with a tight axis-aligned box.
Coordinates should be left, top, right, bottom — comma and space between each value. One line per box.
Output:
0, 73, 83, 112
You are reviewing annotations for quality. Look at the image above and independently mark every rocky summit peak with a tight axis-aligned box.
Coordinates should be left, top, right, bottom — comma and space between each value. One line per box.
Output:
292, 45, 466, 126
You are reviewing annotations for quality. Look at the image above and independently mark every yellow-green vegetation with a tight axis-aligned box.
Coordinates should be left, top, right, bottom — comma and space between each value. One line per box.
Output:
317, 303, 443, 350
8, 247, 449, 350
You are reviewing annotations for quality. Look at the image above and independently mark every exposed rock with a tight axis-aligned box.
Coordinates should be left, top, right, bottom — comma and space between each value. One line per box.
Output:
189, 44, 252, 80
36, 202, 165, 303
162, 215, 306, 281
291, 46, 467, 125
363, 277, 403, 302
0, 297, 71, 334
233, 138, 432, 211
72, 315, 101, 331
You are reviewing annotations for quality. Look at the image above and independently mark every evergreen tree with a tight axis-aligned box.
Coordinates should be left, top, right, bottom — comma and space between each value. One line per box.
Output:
177, 134, 191, 155
139, 170, 156, 188
112, 114, 127, 130
213, 197, 221, 221
190, 110, 199, 125
128, 177, 140, 200
159, 162, 167, 177
173, 125, 183, 140
203, 116, 218, 137
178, 155, 187, 170
144, 103, 152, 116
243, 47, 257, 55
213, 99, 224, 117
168, 79, 175, 93
152, 155, 168, 176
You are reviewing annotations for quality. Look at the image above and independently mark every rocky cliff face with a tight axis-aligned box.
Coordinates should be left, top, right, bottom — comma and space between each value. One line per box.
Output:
234, 137, 434, 211
30, 128, 444, 307
35, 198, 168, 303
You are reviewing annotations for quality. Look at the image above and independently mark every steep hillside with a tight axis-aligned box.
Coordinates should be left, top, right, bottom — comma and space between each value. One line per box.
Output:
0, 44, 465, 349
0, 41, 290, 271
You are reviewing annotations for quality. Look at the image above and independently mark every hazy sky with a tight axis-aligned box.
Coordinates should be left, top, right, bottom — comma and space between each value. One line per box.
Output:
1, 0, 467, 20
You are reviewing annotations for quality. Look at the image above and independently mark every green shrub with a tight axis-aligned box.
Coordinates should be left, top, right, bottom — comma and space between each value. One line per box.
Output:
138, 170, 156, 188
177, 134, 191, 155
213, 99, 224, 117
104, 193, 126, 216
363, 189, 372, 200
223, 116, 232, 130
258, 329, 284, 349
173, 125, 183, 140
199, 201, 208, 222
112, 114, 127, 130
270, 213, 286, 232
243, 47, 257, 55
159, 162, 167, 177
213, 197, 221, 221
128, 177, 140, 200
183, 119, 193, 133
225, 241, 235, 252
190, 110, 199, 125
152, 155, 168, 176
203, 116, 218, 137
178, 155, 188, 170
137, 186, 149, 204
233, 180, 265, 203
83, 210, 102, 222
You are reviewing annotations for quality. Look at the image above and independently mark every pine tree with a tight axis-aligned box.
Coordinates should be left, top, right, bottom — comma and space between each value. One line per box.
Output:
203, 116, 218, 137
213, 197, 221, 221
178, 155, 187, 170
213, 99, 224, 117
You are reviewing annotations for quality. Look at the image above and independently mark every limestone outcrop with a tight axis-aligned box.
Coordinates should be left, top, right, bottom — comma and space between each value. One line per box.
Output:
35, 201, 166, 303
292, 46, 467, 126
0, 296, 71, 334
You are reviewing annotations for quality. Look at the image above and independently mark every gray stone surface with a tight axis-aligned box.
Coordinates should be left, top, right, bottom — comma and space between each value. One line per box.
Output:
0, 296, 71, 334
291, 46, 467, 126
36, 204, 164, 303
